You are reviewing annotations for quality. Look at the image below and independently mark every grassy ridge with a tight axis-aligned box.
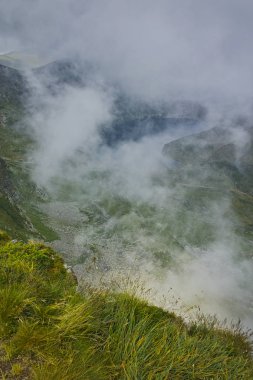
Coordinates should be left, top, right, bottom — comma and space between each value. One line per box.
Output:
0, 231, 252, 379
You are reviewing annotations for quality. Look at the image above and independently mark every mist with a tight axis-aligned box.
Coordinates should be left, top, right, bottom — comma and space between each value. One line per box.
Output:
2, 0, 253, 103
1, 1, 253, 328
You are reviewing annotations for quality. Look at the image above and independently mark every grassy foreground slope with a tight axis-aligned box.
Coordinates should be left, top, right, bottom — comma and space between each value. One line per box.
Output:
0, 231, 252, 380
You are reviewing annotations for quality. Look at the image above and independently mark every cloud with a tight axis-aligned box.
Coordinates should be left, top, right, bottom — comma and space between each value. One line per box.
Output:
27, 84, 113, 185
1, 1, 253, 102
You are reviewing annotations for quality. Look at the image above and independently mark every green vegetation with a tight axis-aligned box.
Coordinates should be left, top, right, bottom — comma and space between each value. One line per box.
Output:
0, 63, 58, 243
0, 232, 252, 379
0, 111, 58, 242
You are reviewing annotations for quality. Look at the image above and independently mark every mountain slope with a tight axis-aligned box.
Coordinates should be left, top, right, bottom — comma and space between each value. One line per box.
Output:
0, 64, 57, 240
163, 123, 253, 254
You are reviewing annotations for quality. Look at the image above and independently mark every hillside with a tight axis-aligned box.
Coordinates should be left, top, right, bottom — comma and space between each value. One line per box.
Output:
0, 52, 52, 70
0, 64, 57, 241
163, 123, 253, 255
0, 232, 252, 379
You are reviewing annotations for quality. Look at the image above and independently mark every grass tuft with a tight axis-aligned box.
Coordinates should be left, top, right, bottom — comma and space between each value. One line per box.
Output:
0, 237, 252, 379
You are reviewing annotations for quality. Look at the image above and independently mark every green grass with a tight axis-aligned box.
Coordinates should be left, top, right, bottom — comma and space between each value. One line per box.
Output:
0, 232, 252, 379
0, 195, 32, 240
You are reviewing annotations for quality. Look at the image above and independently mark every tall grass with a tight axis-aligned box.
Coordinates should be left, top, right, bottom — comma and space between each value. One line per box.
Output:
0, 232, 252, 379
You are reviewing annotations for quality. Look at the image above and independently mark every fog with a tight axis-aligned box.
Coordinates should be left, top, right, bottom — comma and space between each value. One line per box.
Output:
1, 1, 253, 327
2, 0, 253, 102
